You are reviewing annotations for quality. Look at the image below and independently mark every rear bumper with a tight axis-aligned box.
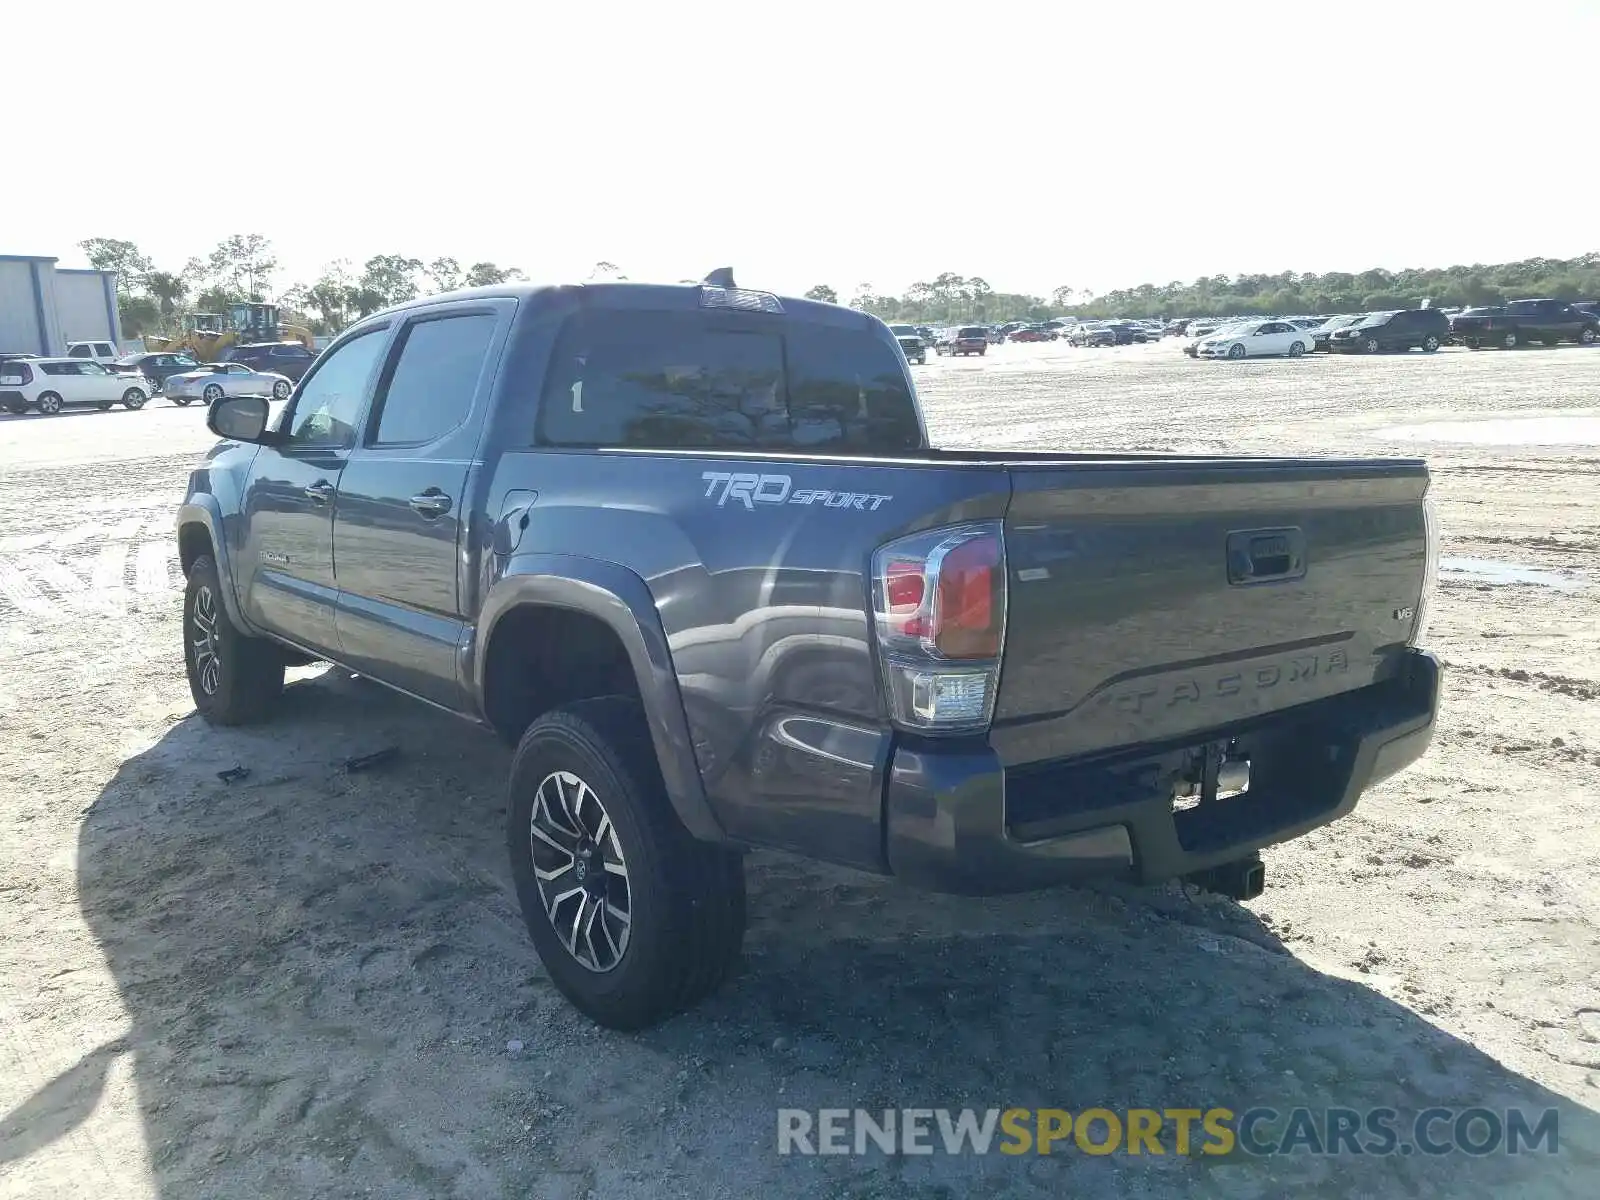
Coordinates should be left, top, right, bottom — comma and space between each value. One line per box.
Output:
884, 648, 1440, 894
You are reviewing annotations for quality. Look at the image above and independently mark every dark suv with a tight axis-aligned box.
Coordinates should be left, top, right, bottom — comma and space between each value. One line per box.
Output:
1449, 299, 1600, 350
219, 341, 319, 381
1327, 308, 1450, 354
937, 326, 989, 357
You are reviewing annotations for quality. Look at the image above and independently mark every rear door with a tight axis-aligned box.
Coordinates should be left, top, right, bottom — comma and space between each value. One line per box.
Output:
332, 300, 513, 707
991, 458, 1430, 766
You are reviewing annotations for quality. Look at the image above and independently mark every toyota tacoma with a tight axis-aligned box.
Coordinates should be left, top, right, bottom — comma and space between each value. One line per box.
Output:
177, 271, 1441, 1029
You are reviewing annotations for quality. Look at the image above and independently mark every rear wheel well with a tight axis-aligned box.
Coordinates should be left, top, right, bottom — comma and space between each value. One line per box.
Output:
483, 606, 641, 744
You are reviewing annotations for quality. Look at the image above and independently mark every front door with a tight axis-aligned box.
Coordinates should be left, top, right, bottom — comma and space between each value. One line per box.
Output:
237, 325, 391, 654
332, 303, 510, 709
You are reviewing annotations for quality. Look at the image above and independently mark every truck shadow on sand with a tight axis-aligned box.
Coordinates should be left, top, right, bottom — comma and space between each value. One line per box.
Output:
42, 670, 1599, 1198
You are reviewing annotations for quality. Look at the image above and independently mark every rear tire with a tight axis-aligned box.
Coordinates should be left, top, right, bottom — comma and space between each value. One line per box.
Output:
506, 698, 746, 1030
1422, 335, 1440, 353
1288, 341, 1306, 357
37, 391, 63, 415
1580, 327, 1597, 346
96, 402, 114, 411
1500, 331, 1519, 350
202, 383, 224, 405
122, 388, 147, 410
184, 554, 285, 726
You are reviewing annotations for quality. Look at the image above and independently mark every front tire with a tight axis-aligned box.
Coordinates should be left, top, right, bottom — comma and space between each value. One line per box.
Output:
1363, 337, 1381, 354
1580, 327, 1597, 346
272, 379, 290, 399
507, 698, 746, 1029
1227, 343, 1246, 359
1288, 341, 1306, 357
1500, 331, 1519, 350
1422, 335, 1440, 353
37, 391, 64, 415
122, 388, 147, 410
184, 554, 285, 725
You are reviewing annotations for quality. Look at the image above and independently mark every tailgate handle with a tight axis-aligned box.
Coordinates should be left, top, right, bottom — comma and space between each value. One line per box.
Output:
1227, 528, 1306, 585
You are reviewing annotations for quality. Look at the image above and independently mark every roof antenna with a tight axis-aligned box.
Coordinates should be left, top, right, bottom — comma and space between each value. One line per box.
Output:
703, 267, 736, 287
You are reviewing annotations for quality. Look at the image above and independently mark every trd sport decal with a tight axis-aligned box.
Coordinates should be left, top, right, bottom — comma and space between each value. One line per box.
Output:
701, 472, 892, 512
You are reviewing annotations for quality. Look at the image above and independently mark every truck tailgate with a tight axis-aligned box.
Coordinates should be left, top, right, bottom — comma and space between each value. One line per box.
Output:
992, 458, 1430, 766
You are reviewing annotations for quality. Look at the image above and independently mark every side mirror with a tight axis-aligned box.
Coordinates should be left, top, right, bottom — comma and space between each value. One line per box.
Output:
207, 394, 274, 443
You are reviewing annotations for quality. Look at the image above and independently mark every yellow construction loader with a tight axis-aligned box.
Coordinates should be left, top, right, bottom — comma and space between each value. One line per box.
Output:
144, 302, 314, 360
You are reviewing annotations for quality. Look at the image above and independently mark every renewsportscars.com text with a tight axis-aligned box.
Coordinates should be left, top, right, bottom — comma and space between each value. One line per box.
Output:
777, 1106, 1560, 1158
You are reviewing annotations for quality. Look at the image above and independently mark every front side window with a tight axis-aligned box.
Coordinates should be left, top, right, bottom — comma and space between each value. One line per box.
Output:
284, 328, 388, 449
370, 313, 497, 446
95, 344, 114, 357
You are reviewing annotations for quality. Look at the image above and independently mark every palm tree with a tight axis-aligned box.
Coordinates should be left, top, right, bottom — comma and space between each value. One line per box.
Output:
146, 271, 188, 319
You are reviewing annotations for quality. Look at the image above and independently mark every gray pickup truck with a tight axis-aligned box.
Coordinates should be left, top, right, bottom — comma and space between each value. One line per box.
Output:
178, 273, 1441, 1028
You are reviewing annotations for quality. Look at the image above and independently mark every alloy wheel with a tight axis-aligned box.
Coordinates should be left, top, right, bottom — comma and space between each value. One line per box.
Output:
203, 384, 223, 404
529, 770, 631, 972
191, 585, 222, 695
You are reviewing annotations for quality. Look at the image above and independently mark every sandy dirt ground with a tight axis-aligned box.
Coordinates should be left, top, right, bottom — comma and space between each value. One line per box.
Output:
1, 341, 1597, 1198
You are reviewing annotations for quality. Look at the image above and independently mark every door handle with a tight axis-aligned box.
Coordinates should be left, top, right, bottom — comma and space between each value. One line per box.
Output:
408, 490, 453, 518
304, 480, 335, 504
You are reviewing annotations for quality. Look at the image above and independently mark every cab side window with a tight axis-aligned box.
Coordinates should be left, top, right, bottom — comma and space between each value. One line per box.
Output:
283, 329, 388, 450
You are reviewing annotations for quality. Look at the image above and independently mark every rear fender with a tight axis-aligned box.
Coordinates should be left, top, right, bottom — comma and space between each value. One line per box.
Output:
471, 554, 726, 843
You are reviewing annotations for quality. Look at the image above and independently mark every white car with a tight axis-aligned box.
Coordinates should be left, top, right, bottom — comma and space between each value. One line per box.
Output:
0, 357, 151, 415
164, 362, 294, 407
1195, 319, 1314, 360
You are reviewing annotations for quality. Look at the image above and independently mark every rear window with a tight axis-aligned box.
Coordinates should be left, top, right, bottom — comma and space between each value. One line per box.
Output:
537, 311, 921, 454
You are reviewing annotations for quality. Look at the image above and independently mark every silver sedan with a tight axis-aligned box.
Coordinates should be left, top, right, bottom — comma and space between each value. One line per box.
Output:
165, 362, 293, 407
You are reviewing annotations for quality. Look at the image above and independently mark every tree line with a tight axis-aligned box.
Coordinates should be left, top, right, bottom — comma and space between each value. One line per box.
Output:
812, 254, 1600, 323
80, 235, 536, 338
81, 235, 1600, 338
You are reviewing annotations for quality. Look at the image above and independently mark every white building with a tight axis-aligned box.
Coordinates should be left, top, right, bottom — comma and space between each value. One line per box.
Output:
0, 253, 123, 355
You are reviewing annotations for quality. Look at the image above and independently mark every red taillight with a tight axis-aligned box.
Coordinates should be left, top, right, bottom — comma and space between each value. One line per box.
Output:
933, 534, 1000, 658
871, 522, 1007, 732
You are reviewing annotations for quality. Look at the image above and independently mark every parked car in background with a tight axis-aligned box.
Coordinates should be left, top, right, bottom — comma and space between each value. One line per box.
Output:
887, 324, 927, 364
1100, 322, 1148, 345
1311, 315, 1365, 351
113, 351, 201, 392
1069, 323, 1116, 347
1009, 325, 1054, 343
164, 362, 294, 406
219, 340, 321, 381
1165, 319, 1191, 337
936, 326, 989, 356
1449, 299, 1600, 349
1194, 320, 1314, 360
65, 339, 122, 366
0, 357, 152, 414
1327, 309, 1450, 354
1182, 320, 1247, 357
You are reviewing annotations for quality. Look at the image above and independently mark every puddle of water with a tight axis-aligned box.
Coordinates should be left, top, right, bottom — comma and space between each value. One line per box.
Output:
1381, 415, 1600, 446
1439, 557, 1588, 592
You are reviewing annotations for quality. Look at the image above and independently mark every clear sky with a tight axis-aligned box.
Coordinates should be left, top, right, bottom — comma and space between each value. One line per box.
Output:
9, 0, 1595, 300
